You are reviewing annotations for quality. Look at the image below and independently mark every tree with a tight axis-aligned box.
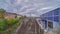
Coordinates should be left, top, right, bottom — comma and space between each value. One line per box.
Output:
0, 8, 6, 18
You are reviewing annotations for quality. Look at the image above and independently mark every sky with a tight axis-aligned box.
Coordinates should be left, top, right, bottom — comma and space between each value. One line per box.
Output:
0, 0, 60, 17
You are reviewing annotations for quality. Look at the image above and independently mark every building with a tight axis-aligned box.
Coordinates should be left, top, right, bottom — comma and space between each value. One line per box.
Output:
40, 8, 60, 30
5, 12, 22, 18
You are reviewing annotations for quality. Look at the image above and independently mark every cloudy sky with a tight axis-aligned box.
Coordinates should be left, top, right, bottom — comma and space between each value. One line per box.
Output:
0, 0, 60, 17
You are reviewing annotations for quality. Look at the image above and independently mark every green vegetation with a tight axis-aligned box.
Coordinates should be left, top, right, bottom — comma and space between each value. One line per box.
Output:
0, 19, 7, 31
7, 18, 19, 26
0, 18, 20, 34
0, 17, 26, 34
0, 9, 27, 34
0, 9, 6, 18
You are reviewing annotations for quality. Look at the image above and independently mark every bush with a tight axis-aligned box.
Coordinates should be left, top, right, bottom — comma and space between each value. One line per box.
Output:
0, 18, 19, 34
14, 18, 19, 23
3, 28, 14, 34
7, 18, 19, 26
0, 19, 7, 31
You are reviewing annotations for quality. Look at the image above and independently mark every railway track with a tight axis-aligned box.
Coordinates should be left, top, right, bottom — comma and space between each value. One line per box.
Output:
15, 18, 43, 34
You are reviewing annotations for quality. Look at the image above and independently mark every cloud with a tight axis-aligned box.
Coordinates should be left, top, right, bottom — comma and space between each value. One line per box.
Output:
6, 0, 11, 5
38, 6, 59, 15
38, 7, 54, 11
24, 13, 39, 17
0, 0, 60, 17
39, 7, 53, 10
13, 8, 18, 13
14, 0, 22, 5
24, 0, 29, 2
